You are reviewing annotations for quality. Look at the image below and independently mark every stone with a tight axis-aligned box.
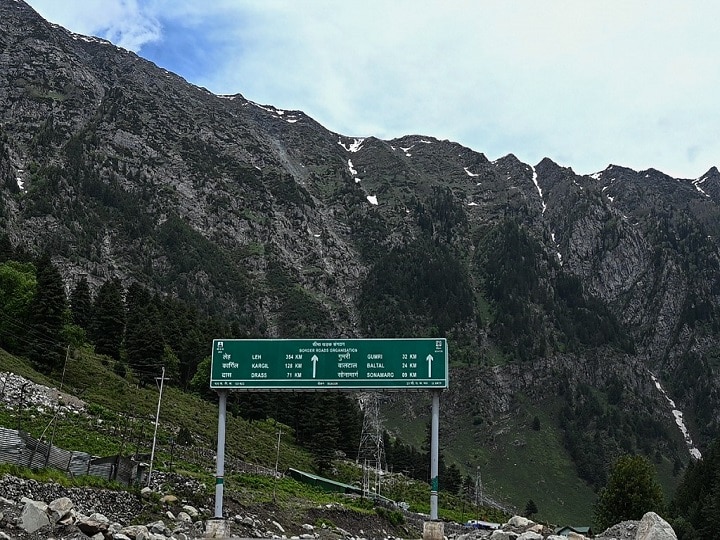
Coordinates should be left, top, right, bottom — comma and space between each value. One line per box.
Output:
508, 516, 533, 528
490, 531, 520, 540
48, 496, 74, 523
120, 524, 150, 539
273, 519, 285, 533
78, 517, 110, 536
177, 511, 193, 523
160, 494, 178, 505
147, 519, 167, 534
89, 511, 110, 524
20, 499, 50, 534
636, 512, 677, 540
181, 504, 199, 518
518, 532, 543, 540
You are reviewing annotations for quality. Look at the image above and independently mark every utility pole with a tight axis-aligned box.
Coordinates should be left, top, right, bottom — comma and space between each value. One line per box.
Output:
17, 382, 29, 431
46, 346, 70, 467
59, 345, 70, 392
475, 466, 482, 519
147, 367, 167, 487
272, 428, 282, 502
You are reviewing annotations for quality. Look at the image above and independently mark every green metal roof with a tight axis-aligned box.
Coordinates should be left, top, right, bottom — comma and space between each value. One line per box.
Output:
287, 468, 363, 494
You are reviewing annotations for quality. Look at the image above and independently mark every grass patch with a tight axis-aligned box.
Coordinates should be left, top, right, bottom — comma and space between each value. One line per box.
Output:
1, 347, 314, 475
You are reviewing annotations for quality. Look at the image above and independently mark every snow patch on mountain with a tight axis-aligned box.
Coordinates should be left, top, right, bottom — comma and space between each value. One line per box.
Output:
464, 167, 480, 178
692, 174, 711, 198
551, 232, 562, 264
338, 138, 365, 152
530, 166, 546, 213
249, 102, 301, 123
347, 160, 361, 183
650, 373, 702, 460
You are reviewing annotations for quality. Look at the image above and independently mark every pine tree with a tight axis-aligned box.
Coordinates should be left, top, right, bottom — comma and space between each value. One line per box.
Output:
0, 260, 36, 354
524, 499, 538, 518
70, 275, 92, 330
444, 463, 463, 494
594, 454, 665, 531
27, 253, 67, 371
91, 278, 125, 360
0, 233, 12, 262
308, 394, 341, 473
334, 394, 362, 459
125, 283, 163, 385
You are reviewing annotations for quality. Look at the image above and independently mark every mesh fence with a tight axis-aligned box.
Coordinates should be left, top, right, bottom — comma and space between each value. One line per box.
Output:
0, 426, 141, 485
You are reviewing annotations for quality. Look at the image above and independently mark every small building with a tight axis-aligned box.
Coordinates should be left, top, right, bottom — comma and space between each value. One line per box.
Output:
554, 525, 593, 537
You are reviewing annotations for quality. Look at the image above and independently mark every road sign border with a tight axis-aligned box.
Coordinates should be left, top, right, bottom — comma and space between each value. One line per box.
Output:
210, 337, 449, 392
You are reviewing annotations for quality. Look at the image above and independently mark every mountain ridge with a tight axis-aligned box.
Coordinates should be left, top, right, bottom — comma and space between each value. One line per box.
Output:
2, 0, 720, 524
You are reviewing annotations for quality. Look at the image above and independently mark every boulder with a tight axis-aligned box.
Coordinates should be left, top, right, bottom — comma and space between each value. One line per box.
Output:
20, 499, 50, 534
177, 511, 193, 523
181, 504, 199, 518
636, 512, 677, 540
147, 519, 167, 534
491, 531, 519, 539
508, 516, 533, 528
47, 496, 74, 523
119, 524, 151, 539
77, 516, 110, 536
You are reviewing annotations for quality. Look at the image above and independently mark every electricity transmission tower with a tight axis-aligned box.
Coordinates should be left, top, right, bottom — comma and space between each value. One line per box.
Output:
357, 391, 386, 497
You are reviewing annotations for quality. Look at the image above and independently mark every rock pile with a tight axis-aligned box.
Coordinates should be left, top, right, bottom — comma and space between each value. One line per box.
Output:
0, 472, 679, 540
450, 513, 677, 540
0, 493, 204, 540
0, 372, 86, 416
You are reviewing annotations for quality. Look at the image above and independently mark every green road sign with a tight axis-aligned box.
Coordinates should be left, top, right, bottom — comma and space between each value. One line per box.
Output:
210, 338, 448, 390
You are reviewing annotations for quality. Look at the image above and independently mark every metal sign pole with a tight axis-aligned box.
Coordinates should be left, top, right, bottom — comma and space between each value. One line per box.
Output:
430, 389, 440, 520
214, 390, 228, 518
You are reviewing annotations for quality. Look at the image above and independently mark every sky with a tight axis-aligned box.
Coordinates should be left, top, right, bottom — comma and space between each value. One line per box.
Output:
24, 0, 720, 179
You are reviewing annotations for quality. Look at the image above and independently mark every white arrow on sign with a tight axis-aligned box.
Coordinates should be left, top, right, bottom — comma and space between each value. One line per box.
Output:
426, 354, 434, 378
311, 354, 319, 378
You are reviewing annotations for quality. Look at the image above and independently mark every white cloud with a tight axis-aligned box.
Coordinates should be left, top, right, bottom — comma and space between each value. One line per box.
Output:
28, 0, 162, 50
23, 0, 720, 178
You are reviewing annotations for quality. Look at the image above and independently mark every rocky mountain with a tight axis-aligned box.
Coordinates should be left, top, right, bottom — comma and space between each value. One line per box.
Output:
2, 0, 720, 523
